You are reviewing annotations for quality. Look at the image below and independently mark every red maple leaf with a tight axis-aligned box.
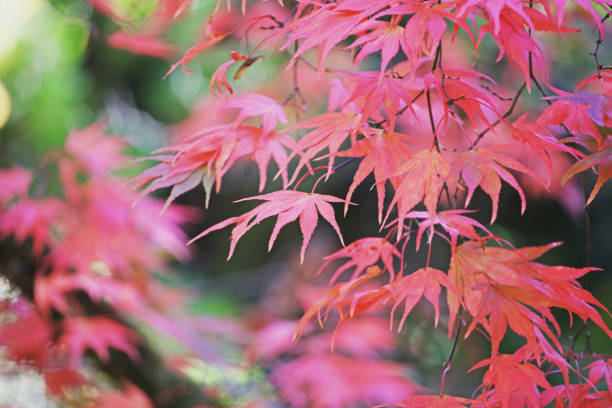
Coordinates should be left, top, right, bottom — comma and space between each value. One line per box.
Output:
295, 266, 387, 340
451, 146, 537, 223
317, 237, 400, 283
348, 19, 409, 76
58, 317, 140, 364
448, 241, 612, 351
190, 190, 346, 262
585, 358, 612, 391
135, 124, 296, 209
288, 112, 365, 184
403, 209, 493, 251
561, 138, 612, 205
384, 148, 450, 240
164, 32, 228, 77
339, 130, 414, 223
379, 394, 473, 408
470, 354, 551, 408
387, 267, 449, 330
271, 354, 419, 408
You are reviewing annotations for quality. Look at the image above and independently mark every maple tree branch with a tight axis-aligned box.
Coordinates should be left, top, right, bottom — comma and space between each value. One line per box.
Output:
590, 13, 610, 80
470, 82, 526, 149
572, 173, 594, 355
530, 75, 552, 106
480, 84, 513, 101
440, 310, 463, 396
426, 89, 439, 150
282, 41, 307, 111
310, 158, 357, 193
368, 90, 425, 128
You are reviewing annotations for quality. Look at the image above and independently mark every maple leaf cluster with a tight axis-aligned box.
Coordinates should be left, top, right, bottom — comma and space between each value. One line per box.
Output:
136, 0, 612, 406
1, 0, 611, 406
0, 123, 210, 406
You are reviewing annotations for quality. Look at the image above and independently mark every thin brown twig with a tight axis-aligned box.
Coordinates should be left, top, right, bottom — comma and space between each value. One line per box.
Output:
440, 311, 463, 396
470, 82, 526, 149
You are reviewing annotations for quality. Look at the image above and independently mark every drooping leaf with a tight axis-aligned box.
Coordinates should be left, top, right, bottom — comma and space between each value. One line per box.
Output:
387, 267, 449, 330
318, 237, 401, 283
585, 358, 612, 391
384, 148, 450, 240
470, 354, 551, 408
295, 266, 386, 340
448, 241, 612, 352
452, 146, 537, 224
134, 124, 297, 207
403, 209, 493, 251
561, 139, 612, 205
164, 32, 228, 77
339, 130, 414, 223
288, 112, 365, 184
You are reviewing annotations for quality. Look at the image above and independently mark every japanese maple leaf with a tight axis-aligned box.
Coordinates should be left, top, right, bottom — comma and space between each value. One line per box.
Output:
470, 354, 551, 408
561, 138, 612, 205
135, 125, 296, 210
576, 69, 612, 94
0, 300, 52, 368
541, 384, 612, 408
209, 52, 246, 95
403, 209, 493, 251
538, 93, 606, 146
164, 32, 228, 77
371, 2, 470, 71
510, 114, 581, 182
288, 112, 365, 184
332, 71, 420, 131
348, 19, 408, 76
190, 190, 346, 262
427, 68, 499, 133
279, 0, 393, 73
452, 146, 537, 224
379, 394, 473, 408
585, 358, 612, 391
318, 237, 401, 283
339, 130, 414, 223
477, 9, 547, 90
58, 317, 140, 364
295, 266, 387, 340
549, 0, 612, 32
0, 198, 64, 256
448, 241, 612, 350
65, 121, 127, 178
387, 267, 449, 330
384, 148, 450, 240
209, 51, 263, 95
220, 93, 288, 136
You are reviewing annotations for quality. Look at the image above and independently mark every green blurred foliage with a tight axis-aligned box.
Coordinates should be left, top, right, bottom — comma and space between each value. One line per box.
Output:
0, 1, 92, 162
